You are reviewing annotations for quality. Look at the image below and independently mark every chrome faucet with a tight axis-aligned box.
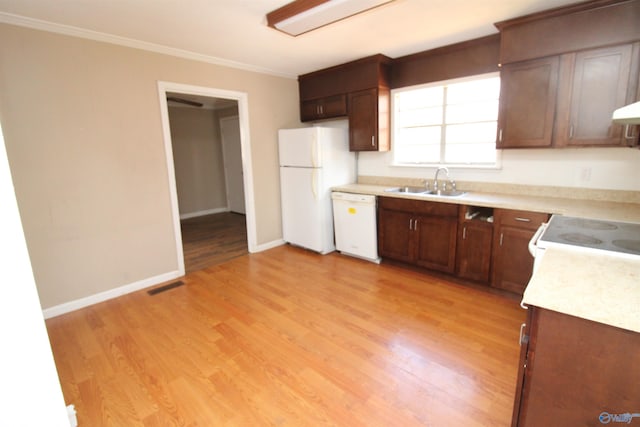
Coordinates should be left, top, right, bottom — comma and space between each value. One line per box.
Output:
433, 166, 449, 192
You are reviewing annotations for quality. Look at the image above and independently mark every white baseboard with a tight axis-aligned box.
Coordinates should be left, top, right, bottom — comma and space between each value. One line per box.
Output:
251, 239, 285, 253
43, 239, 284, 318
42, 270, 183, 319
179, 207, 228, 220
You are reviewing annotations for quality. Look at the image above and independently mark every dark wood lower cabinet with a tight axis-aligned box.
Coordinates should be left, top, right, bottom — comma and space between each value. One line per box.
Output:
492, 209, 549, 295
377, 208, 414, 263
378, 201, 549, 292
512, 306, 640, 427
415, 215, 457, 274
456, 220, 493, 283
377, 197, 457, 274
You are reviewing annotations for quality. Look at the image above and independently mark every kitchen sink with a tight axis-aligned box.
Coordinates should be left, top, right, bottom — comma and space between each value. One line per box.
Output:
385, 186, 428, 194
385, 187, 466, 197
425, 190, 467, 197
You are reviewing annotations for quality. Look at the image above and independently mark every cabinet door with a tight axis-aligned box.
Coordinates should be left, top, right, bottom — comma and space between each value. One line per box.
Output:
415, 216, 457, 274
491, 226, 536, 294
456, 222, 493, 283
349, 88, 379, 151
555, 44, 635, 147
378, 208, 414, 263
497, 57, 560, 148
300, 95, 347, 122
516, 308, 640, 427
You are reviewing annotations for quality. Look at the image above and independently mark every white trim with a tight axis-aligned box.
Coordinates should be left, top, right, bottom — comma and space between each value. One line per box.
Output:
157, 81, 259, 259
0, 12, 294, 79
42, 270, 182, 319
43, 238, 283, 319
254, 239, 286, 252
179, 207, 228, 220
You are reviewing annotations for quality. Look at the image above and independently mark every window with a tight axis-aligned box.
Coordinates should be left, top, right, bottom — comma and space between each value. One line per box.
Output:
392, 73, 500, 167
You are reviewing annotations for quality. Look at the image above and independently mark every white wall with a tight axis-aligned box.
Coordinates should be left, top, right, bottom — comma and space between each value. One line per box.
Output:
169, 106, 228, 217
0, 23, 299, 310
359, 146, 640, 191
0, 123, 70, 426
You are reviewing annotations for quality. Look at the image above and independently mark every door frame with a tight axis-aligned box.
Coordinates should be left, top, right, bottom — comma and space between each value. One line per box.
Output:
219, 115, 245, 214
157, 81, 257, 275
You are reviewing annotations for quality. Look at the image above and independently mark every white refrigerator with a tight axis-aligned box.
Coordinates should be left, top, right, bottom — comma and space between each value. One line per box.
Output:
279, 127, 356, 254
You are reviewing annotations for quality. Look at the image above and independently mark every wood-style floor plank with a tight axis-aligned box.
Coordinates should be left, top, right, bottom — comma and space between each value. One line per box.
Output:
46, 245, 526, 426
180, 212, 247, 272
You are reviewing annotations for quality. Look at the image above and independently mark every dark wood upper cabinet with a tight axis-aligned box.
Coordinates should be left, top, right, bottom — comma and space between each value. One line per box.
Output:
495, 0, 640, 149
495, 0, 640, 65
555, 43, 639, 147
348, 88, 390, 151
298, 55, 391, 151
497, 57, 560, 148
498, 42, 640, 148
300, 94, 347, 122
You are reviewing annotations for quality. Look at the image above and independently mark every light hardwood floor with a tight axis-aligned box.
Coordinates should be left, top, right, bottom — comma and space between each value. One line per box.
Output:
46, 245, 526, 426
180, 212, 248, 273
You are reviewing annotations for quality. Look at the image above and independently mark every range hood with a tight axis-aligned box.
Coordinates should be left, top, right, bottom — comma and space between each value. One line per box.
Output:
612, 101, 640, 125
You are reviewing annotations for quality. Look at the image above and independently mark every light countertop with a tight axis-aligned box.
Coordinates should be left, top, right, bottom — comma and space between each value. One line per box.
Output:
332, 182, 640, 333
523, 247, 640, 333
332, 183, 640, 223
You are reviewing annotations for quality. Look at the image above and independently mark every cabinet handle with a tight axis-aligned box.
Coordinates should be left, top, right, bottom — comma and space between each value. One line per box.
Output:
462, 226, 467, 240
514, 217, 531, 223
409, 219, 413, 230
569, 124, 574, 139
519, 323, 529, 345
498, 129, 503, 142
499, 232, 504, 246
371, 136, 375, 147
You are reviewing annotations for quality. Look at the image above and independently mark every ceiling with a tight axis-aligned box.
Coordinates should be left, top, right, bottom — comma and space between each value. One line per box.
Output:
0, 0, 581, 78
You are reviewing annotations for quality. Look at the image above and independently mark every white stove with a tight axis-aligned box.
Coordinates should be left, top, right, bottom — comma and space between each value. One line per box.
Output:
530, 215, 640, 270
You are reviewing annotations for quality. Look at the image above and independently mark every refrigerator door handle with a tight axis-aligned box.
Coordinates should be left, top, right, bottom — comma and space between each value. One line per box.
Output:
311, 168, 318, 200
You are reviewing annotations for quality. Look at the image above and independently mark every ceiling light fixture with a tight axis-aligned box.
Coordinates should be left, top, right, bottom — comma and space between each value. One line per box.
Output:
266, 0, 395, 36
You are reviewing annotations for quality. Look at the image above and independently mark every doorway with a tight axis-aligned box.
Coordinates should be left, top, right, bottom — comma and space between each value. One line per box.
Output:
157, 82, 257, 275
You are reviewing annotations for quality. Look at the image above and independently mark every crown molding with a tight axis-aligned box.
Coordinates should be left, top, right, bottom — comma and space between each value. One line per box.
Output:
0, 12, 296, 79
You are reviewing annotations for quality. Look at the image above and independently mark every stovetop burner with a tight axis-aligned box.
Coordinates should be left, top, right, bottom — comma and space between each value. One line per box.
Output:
559, 233, 604, 246
539, 215, 640, 256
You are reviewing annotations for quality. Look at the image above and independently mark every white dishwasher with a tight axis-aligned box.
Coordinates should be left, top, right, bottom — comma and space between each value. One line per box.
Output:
331, 192, 381, 263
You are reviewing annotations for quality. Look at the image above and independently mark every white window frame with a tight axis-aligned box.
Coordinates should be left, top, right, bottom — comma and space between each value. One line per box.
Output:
391, 72, 502, 169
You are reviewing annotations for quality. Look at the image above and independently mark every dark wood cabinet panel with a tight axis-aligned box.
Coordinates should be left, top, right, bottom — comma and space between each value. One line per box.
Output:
495, 0, 640, 66
555, 44, 637, 147
377, 197, 456, 270
512, 307, 640, 427
491, 209, 549, 295
348, 88, 390, 152
298, 54, 391, 100
415, 215, 457, 274
456, 221, 493, 283
377, 208, 414, 263
300, 94, 347, 122
497, 56, 559, 148
491, 227, 535, 294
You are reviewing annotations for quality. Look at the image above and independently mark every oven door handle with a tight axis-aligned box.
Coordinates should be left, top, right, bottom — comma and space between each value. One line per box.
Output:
528, 223, 547, 257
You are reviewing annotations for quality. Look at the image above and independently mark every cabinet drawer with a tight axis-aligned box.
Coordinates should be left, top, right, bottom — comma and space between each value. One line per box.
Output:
379, 197, 457, 217
498, 209, 549, 230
